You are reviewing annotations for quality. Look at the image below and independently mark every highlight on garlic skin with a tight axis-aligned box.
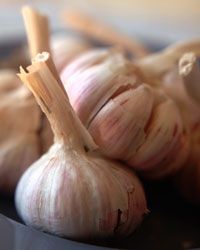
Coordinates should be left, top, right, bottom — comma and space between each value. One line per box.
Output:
61, 48, 189, 179
15, 52, 147, 240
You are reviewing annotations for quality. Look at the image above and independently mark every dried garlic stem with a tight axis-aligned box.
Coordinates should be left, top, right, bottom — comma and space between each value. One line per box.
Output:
22, 6, 65, 93
18, 52, 97, 151
62, 9, 149, 58
137, 39, 200, 78
179, 53, 200, 103
22, 6, 50, 57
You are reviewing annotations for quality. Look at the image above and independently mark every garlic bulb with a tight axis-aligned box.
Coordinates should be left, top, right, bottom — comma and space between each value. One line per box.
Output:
0, 84, 41, 193
51, 35, 91, 73
0, 69, 53, 193
163, 53, 200, 203
0, 69, 20, 94
61, 48, 189, 179
16, 52, 147, 240
175, 123, 200, 203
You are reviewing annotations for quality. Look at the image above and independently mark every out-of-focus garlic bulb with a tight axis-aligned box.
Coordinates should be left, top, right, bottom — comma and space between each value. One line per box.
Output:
162, 53, 200, 203
0, 84, 41, 192
0, 70, 53, 193
0, 69, 20, 94
51, 35, 91, 72
16, 52, 147, 240
175, 123, 200, 203
61, 48, 189, 179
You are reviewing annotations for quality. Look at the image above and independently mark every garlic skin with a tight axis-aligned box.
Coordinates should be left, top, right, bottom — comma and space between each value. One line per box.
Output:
175, 123, 200, 203
162, 54, 200, 203
0, 85, 41, 193
0, 69, 20, 94
0, 71, 53, 193
16, 53, 147, 240
51, 35, 90, 73
61, 48, 189, 179
61, 48, 141, 126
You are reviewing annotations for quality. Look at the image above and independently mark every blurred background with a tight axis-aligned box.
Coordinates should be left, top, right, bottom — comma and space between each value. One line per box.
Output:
0, 0, 200, 46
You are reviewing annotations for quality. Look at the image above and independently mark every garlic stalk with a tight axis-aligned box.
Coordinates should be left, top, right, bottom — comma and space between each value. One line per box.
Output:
16, 52, 147, 240
136, 39, 200, 79
61, 48, 189, 179
179, 52, 200, 103
62, 9, 149, 58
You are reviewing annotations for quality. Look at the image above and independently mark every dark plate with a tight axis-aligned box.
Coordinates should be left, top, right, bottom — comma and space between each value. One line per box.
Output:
0, 41, 200, 250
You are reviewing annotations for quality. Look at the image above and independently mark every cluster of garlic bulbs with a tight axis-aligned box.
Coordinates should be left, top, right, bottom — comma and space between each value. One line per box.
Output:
61, 48, 189, 179
15, 52, 147, 240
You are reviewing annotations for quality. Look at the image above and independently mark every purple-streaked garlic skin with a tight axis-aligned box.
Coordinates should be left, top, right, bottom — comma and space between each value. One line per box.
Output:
61, 49, 189, 179
88, 85, 154, 160
61, 49, 141, 126
16, 143, 147, 240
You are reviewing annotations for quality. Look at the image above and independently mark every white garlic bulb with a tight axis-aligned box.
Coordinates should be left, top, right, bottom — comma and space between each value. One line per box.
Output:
15, 52, 147, 240
61, 48, 189, 179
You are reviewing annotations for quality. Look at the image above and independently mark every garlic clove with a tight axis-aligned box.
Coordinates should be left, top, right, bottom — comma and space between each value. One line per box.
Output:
128, 99, 188, 175
16, 52, 147, 240
51, 35, 91, 73
140, 130, 190, 179
61, 48, 141, 126
88, 84, 154, 159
